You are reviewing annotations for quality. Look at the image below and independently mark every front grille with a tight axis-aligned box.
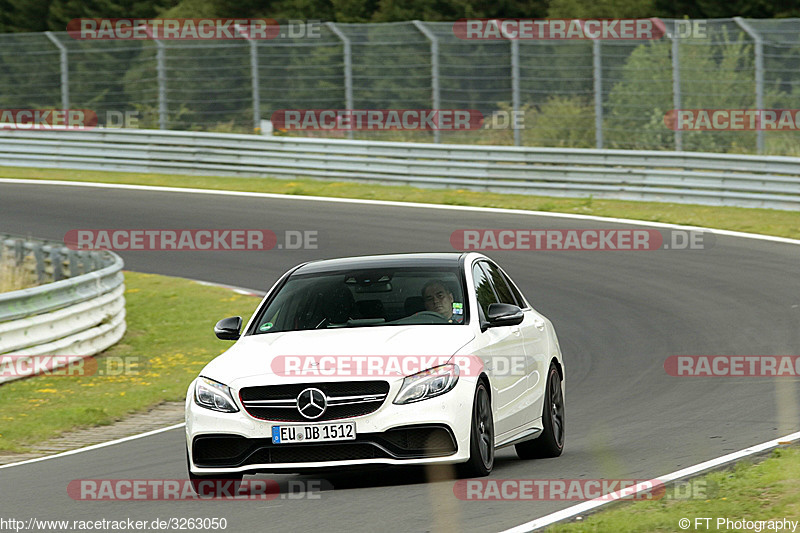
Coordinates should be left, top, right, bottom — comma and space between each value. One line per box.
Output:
191, 425, 457, 469
241, 381, 389, 401
239, 381, 390, 422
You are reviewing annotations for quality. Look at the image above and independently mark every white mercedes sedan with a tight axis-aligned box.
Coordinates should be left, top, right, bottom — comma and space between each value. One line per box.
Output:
185, 253, 564, 484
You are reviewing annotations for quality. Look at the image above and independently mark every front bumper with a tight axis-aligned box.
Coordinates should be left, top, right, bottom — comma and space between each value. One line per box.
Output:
185, 376, 475, 474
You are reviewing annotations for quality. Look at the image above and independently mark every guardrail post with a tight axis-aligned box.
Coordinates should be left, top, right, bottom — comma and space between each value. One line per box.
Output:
154, 38, 168, 130
44, 32, 69, 110
326, 22, 354, 140
73, 251, 85, 275
66, 249, 78, 277
413, 21, 441, 144
13, 239, 23, 264
593, 39, 603, 149
49, 247, 65, 281
734, 17, 764, 154
31, 244, 45, 283
671, 25, 682, 151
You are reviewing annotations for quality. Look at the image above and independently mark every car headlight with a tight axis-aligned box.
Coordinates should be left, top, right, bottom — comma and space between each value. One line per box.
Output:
393, 364, 459, 405
194, 377, 239, 412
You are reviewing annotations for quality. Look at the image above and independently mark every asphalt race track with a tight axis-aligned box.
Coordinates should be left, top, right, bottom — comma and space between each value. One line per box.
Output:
1, 181, 799, 532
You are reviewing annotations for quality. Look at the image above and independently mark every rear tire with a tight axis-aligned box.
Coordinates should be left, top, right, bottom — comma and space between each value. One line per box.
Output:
515, 363, 564, 459
458, 381, 494, 477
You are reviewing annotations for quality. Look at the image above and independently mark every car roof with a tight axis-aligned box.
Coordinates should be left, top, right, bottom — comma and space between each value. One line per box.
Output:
293, 252, 468, 275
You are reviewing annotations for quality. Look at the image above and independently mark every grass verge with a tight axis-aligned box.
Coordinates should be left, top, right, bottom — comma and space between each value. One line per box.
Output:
0, 262, 37, 292
2, 166, 800, 240
548, 446, 800, 532
0, 270, 259, 453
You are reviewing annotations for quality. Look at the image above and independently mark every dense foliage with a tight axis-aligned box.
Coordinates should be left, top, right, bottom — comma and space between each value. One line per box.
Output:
2, 0, 799, 34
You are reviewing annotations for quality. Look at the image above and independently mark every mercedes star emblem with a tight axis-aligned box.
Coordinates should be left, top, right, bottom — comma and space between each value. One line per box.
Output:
297, 387, 327, 419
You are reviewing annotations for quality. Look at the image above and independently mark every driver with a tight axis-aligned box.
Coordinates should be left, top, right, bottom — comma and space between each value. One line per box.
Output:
422, 280, 454, 321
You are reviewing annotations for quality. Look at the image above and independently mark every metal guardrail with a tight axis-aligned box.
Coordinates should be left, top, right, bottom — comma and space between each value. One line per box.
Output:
1, 129, 799, 210
0, 234, 126, 383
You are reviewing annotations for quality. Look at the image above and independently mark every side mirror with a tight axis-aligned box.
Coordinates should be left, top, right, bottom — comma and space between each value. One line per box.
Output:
214, 316, 242, 340
486, 303, 524, 328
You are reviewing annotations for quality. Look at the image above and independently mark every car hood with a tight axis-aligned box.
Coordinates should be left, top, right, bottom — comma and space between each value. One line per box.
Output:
200, 325, 475, 387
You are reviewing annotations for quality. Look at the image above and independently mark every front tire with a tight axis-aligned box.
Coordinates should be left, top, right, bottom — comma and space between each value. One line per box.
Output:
515, 363, 564, 459
458, 381, 494, 477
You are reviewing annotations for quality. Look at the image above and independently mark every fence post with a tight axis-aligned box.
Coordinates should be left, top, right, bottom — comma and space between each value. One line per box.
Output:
497, 21, 521, 146
237, 24, 261, 132
510, 39, 521, 146
44, 32, 69, 110
154, 39, 167, 130
251, 39, 261, 132
734, 17, 764, 154
326, 22, 354, 140
412, 21, 441, 144
671, 23, 682, 151
592, 39, 603, 149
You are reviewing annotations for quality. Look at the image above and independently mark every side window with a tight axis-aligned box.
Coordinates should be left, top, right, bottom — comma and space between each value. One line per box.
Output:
482, 262, 518, 306
472, 262, 498, 319
506, 275, 527, 308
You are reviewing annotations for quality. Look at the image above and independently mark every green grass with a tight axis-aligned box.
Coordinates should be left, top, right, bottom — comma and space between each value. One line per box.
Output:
548, 446, 800, 532
2, 166, 800, 240
0, 271, 259, 453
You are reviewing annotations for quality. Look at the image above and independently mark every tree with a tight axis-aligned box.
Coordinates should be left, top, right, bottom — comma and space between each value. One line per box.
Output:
48, 0, 181, 30
3, 0, 53, 33
654, 0, 800, 19
547, 0, 656, 18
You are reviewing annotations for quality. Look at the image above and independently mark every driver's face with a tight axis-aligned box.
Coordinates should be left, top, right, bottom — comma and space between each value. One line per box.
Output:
423, 284, 454, 319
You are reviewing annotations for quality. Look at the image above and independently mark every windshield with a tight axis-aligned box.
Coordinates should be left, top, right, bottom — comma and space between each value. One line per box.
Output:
251, 267, 467, 334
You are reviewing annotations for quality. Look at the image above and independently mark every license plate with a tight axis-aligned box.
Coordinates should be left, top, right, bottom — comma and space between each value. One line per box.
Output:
271, 422, 356, 444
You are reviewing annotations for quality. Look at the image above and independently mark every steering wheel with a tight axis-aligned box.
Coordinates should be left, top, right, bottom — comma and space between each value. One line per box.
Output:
316, 314, 356, 329
412, 311, 450, 323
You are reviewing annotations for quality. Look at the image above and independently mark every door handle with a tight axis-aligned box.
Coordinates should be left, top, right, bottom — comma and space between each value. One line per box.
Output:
511, 326, 522, 336
533, 319, 545, 331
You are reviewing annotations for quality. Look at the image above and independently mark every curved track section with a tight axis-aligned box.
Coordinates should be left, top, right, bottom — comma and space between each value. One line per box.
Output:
1, 181, 798, 532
